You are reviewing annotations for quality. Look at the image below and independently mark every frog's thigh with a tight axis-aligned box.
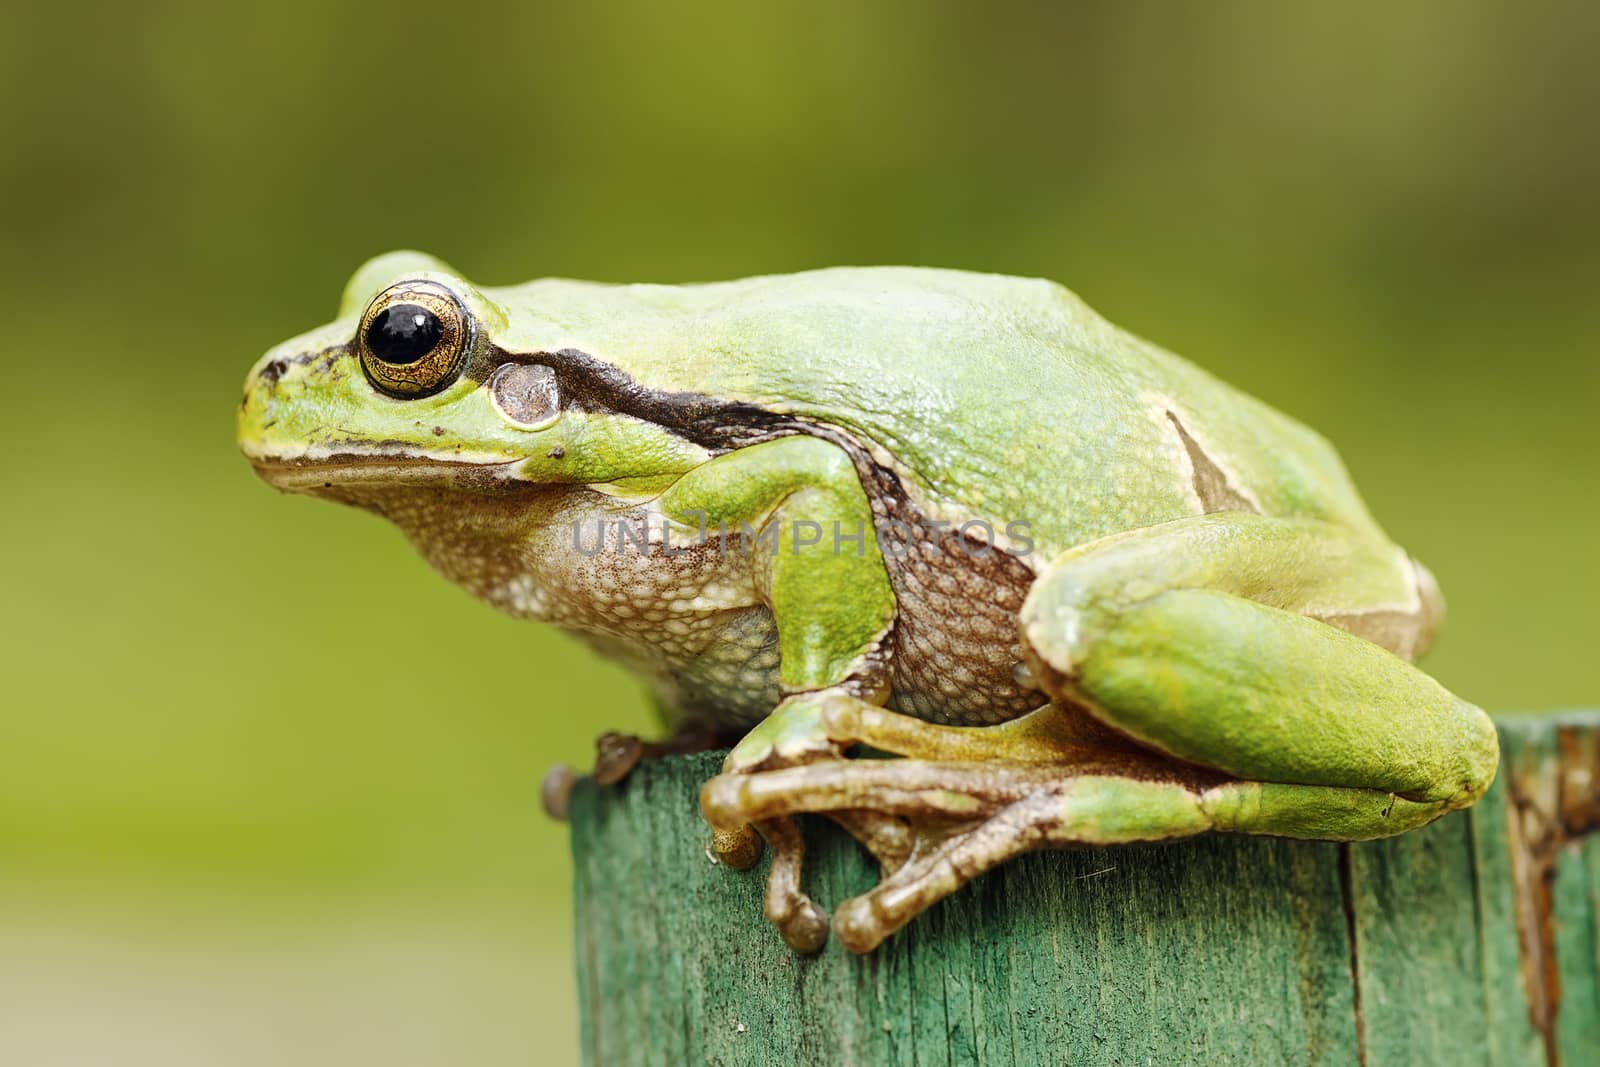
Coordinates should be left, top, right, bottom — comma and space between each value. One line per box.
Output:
1021, 513, 1498, 810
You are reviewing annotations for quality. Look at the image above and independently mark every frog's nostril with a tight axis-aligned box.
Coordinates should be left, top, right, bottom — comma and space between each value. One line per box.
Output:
259, 357, 289, 389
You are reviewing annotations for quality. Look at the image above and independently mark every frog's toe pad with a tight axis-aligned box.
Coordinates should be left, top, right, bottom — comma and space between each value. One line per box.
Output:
773, 897, 830, 953
711, 822, 763, 870
832, 895, 889, 954
592, 731, 646, 786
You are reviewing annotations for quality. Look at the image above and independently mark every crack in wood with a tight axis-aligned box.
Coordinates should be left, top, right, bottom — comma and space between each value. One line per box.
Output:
1338, 843, 1370, 1067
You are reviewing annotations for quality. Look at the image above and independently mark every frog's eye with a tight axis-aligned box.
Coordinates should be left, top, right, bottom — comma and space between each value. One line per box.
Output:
357, 280, 472, 398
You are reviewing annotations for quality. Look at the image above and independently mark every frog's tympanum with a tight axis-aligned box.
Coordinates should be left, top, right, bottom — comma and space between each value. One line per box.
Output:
239, 253, 1497, 953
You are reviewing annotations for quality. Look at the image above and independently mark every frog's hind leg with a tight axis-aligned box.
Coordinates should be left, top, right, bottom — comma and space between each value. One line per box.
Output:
816, 768, 1465, 952
704, 512, 1501, 952
829, 775, 1206, 952
1020, 512, 1499, 815
707, 751, 1476, 951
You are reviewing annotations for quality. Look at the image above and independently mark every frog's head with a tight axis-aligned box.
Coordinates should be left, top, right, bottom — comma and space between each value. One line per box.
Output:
238, 251, 712, 503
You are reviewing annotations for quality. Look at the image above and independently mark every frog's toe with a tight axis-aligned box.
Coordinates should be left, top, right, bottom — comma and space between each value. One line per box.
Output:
832, 894, 892, 955
758, 816, 830, 952
701, 771, 754, 832
595, 727, 735, 786
775, 896, 830, 954
702, 758, 1057, 825
593, 731, 646, 786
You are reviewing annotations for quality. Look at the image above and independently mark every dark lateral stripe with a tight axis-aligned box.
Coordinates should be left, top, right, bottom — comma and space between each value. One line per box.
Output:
486, 344, 797, 452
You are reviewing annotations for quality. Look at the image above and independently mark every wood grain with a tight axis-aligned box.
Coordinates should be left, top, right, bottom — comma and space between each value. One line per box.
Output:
571, 713, 1600, 1066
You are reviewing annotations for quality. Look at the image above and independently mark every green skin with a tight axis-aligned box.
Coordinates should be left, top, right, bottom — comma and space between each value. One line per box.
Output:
239, 251, 1498, 953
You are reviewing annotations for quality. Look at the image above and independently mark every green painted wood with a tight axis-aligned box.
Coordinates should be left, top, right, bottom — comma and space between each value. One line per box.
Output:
1553, 835, 1600, 1060
1347, 788, 1511, 1063
571, 714, 1600, 1066
1464, 724, 1550, 1067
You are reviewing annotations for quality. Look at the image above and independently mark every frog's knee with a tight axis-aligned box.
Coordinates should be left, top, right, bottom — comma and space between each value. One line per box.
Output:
1017, 587, 1098, 688
1401, 698, 1498, 809
1447, 701, 1499, 808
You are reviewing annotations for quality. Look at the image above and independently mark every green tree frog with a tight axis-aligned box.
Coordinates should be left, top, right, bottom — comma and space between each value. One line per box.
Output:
238, 252, 1497, 953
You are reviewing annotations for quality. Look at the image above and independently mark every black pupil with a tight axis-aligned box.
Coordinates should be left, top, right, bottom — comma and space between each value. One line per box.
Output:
367, 303, 444, 365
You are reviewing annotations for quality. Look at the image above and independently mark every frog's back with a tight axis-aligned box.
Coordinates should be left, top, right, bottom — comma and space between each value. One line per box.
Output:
494, 267, 1386, 556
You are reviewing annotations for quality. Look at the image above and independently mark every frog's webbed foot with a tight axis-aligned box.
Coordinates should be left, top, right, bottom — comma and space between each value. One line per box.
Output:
702, 696, 1231, 952
704, 697, 1480, 952
704, 748, 1218, 952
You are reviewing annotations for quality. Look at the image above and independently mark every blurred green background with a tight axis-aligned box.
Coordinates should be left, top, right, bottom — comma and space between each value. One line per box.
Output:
3, 2, 1596, 1063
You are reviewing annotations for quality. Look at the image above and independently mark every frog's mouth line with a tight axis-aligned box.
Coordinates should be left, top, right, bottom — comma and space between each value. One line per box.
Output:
249, 453, 526, 491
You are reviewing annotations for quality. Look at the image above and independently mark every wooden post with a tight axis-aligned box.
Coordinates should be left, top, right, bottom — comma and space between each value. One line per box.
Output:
570, 713, 1600, 1066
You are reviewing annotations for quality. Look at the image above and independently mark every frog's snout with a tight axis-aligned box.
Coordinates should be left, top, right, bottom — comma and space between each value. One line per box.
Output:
237, 334, 359, 458
237, 348, 295, 457
250, 354, 292, 394
236, 355, 277, 454
238, 355, 283, 417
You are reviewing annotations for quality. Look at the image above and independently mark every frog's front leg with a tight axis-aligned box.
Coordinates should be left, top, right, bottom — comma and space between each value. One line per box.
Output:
658, 435, 898, 950
705, 512, 1500, 952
